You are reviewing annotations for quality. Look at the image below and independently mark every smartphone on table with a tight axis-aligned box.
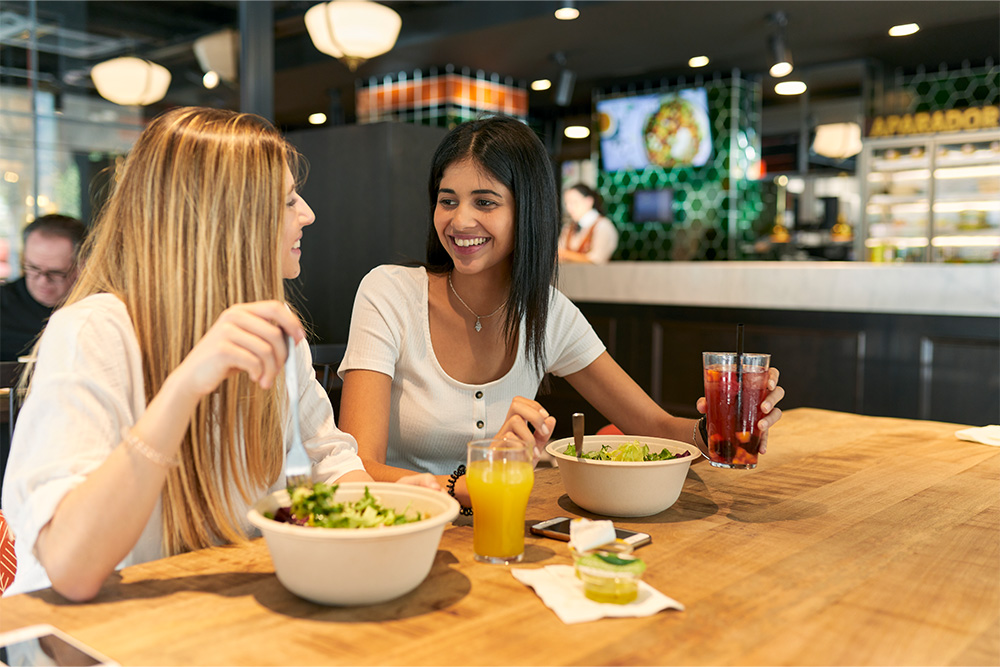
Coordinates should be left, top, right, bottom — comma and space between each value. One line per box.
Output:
530, 516, 651, 548
0, 624, 117, 666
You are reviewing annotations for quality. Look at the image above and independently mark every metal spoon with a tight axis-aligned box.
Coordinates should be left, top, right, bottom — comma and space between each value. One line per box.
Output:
573, 412, 585, 459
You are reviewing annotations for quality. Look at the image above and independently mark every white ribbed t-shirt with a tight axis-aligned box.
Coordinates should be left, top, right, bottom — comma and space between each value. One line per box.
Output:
338, 265, 606, 475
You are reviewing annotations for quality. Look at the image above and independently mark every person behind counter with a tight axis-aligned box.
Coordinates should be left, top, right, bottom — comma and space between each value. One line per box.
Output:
0, 214, 87, 361
557, 183, 619, 264
337, 115, 785, 512
2, 107, 432, 602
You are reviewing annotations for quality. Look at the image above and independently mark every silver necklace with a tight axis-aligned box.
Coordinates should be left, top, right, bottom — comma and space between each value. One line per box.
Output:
447, 272, 507, 333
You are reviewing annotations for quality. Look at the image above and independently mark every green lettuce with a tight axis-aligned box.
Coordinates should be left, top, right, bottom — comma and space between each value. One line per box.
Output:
564, 439, 690, 462
269, 482, 424, 528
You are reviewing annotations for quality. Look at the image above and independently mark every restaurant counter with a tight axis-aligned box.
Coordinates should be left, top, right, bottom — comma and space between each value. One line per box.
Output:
556, 261, 1000, 317
547, 262, 998, 431
0, 409, 996, 665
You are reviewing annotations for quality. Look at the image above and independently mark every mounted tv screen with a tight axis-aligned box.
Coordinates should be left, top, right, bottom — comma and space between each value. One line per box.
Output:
632, 188, 674, 223
596, 87, 712, 171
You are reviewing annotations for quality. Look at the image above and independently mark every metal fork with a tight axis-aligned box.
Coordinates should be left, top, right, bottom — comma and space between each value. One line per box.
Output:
283, 334, 311, 490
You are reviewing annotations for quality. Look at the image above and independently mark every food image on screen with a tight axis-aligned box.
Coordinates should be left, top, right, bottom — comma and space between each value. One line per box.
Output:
598, 111, 616, 138
596, 87, 712, 171
644, 96, 703, 167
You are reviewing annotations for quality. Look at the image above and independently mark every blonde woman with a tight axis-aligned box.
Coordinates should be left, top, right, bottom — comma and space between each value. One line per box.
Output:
2, 107, 427, 601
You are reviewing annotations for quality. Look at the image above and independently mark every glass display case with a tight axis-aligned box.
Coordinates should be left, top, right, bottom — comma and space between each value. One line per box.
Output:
860, 128, 1000, 262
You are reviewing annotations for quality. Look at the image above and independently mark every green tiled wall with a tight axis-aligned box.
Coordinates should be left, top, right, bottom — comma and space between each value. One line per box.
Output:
596, 74, 764, 261
874, 62, 999, 115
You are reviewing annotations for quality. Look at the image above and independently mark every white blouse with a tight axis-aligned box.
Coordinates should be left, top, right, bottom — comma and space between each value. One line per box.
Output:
338, 265, 606, 475
2, 293, 365, 596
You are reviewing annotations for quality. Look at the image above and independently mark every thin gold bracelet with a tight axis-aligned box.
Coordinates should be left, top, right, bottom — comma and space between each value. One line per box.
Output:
122, 429, 180, 469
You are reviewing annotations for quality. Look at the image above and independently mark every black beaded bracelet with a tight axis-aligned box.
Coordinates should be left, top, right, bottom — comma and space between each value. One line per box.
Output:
697, 415, 708, 446
447, 464, 474, 516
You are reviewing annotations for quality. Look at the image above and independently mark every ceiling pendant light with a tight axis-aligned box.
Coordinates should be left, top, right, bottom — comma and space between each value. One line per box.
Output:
194, 28, 239, 84
888, 23, 920, 37
91, 56, 171, 106
775, 80, 807, 96
813, 122, 863, 159
305, 0, 402, 72
767, 11, 794, 78
554, 1, 579, 20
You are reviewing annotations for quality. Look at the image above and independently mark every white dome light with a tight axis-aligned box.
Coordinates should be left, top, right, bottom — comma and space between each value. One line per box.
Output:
305, 0, 402, 71
775, 80, 807, 95
769, 61, 793, 78
813, 123, 863, 159
888, 23, 919, 37
91, 57, 171, 106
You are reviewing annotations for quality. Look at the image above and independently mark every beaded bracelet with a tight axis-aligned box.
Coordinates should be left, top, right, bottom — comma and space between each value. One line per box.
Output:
446, 464, 474, 516
122, 428, 180, 469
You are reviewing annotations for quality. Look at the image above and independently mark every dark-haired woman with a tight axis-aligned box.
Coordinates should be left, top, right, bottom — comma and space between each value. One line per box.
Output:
337, 115, 785, 509
558, 183, 619, 264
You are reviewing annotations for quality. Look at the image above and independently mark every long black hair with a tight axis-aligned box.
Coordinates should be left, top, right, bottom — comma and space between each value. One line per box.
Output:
426, 115, 559, 373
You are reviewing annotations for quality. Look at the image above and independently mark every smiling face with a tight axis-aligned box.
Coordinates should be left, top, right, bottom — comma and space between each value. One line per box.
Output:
433, 158, 515, 275
280, 166, 315, 279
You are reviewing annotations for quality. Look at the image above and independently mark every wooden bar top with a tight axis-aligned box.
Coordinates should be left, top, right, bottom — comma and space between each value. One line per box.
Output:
1, 408, 998, 666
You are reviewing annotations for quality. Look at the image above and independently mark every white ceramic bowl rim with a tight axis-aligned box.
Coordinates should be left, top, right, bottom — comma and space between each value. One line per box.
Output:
545, 435, 699, 468
247, 481, 460, 541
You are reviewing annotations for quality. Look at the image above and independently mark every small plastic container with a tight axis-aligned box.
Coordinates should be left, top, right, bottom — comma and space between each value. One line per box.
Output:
570, 539, 646, 604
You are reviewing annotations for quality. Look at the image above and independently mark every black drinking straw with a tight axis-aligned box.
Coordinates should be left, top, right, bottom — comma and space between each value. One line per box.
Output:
736, 323, 745, 433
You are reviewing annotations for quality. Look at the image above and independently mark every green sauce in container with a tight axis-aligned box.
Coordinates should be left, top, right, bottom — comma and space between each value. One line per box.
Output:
570, 540, 646, 604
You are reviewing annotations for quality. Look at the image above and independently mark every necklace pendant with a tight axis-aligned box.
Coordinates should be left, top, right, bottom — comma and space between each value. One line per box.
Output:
474, 318, 483, 332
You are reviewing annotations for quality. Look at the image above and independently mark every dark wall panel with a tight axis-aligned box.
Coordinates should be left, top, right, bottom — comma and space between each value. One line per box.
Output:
543, 302, 998, 440
286, 122, 448, 344
924, 336, 1000, 425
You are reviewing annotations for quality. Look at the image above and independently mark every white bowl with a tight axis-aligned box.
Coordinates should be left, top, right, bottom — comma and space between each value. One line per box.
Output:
545, 435, 698, 517
248, 482, 459, 605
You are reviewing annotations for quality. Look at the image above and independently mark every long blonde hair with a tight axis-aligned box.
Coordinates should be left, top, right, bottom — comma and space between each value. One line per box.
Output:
55, 107, 298, 555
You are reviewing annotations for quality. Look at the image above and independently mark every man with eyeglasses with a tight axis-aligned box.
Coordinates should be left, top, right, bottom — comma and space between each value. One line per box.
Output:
1, 214, 87, 361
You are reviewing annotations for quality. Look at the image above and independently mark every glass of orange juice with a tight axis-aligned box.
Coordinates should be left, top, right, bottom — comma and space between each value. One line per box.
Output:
466, 438, 534, 564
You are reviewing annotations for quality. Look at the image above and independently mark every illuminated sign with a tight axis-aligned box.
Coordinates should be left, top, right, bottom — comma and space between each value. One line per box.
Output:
868, 105, 1000, 137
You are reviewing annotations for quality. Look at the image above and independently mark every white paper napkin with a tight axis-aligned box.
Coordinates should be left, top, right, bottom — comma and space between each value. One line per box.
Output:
511, 565, 684, 624
955, 425, 1000, 447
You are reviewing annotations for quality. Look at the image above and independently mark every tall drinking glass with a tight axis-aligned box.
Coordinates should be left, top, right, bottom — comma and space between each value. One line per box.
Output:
466, 438, 534, 564
702, 352, 771, 469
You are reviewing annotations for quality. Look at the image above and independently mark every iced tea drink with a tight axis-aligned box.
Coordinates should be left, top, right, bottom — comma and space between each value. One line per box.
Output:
702, 352, 770, 469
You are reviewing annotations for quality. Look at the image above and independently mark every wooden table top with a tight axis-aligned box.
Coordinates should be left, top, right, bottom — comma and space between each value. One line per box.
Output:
2, 408, 998, 666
